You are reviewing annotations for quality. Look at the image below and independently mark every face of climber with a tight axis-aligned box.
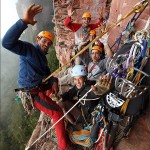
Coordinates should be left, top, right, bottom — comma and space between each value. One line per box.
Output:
89, 33, 96, 41
91, 50, 101, 63
37, 37, 52, 54
74, 76, 86, 89
82, 17, 91, 28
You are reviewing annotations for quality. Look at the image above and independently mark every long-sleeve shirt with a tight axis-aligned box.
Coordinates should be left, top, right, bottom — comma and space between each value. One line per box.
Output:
64, 17, 103, 32
64, 17, 103, 46
2, 19, 56, 88
87, 58, 108, 81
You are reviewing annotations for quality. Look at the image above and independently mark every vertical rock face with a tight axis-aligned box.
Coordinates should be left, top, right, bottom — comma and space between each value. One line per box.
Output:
52, 0, 110, 65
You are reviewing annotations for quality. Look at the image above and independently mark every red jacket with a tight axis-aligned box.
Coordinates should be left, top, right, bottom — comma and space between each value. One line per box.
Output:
64, 16, 103, 32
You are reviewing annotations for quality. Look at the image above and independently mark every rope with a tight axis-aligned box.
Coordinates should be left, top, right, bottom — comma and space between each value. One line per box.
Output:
26, 1, 149, 149
42, 0, 147, 84
110, 0, 148, 51
81, 97, 101, 101
25, 84, 97, 150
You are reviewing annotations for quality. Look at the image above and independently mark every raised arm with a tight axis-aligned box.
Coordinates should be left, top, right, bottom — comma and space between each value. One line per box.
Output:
2, 4, 43, 55
89, 7, 104, 29
64, 4, 81, 32
99, 34, 113, 58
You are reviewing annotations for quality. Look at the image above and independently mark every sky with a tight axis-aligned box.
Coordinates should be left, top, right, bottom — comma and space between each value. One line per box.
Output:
1, 0, 19, 38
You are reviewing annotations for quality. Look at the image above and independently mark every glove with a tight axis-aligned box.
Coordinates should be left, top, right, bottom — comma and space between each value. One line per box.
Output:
99, 34, 109, 46
92, 75, 111, 95
50, 93, 61, 102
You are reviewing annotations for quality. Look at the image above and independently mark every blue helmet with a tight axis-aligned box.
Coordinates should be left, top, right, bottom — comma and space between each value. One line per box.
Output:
71, 65, 87, 77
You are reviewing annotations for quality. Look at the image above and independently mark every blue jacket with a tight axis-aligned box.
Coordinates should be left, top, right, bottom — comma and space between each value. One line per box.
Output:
2, 19, 56, 88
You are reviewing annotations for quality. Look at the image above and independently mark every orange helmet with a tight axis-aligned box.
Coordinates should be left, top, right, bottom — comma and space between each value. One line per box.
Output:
91, 45, 102, 53
37, 31, 54, 43
90, 30, 96, 35
82, 12, 91, 19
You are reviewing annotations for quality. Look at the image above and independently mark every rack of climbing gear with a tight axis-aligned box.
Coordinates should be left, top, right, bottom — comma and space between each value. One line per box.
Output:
110, 0, 149, 52
110, 29, 149, 116
107, 21, 150, 98
15, 90, 36, 115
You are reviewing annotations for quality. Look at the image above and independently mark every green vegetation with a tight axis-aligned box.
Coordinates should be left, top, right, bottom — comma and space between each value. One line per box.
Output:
0, 47, 58, 150
0, 101, 40, 150
47, 44, 59, 72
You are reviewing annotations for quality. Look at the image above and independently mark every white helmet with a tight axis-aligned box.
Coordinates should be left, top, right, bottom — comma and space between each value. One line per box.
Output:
71, 65, 87, 77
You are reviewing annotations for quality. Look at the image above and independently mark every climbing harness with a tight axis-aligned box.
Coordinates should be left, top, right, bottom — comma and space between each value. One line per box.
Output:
25, 83, 98, 150
68, 107, 106, 147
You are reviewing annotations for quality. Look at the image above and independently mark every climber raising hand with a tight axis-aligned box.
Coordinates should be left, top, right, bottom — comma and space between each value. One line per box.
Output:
98, 7, 104, 20
22, 3, 43, 25
67, 4, 74, 17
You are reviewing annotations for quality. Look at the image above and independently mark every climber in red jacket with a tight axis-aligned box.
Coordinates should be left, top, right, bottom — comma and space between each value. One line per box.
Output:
64, 5, 104, 46
64, 4, 104, 65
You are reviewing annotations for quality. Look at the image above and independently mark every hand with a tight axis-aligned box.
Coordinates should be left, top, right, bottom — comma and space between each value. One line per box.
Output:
92, 74, 112, 95
98, 7, 104, 19
99, 33, 109, 45
22, 3, 43, 25
51, 82, 59, 95
78, 41, 88, 51
98, 23, 107, 36
67, 4, 74, 17
50, 93, 61, 102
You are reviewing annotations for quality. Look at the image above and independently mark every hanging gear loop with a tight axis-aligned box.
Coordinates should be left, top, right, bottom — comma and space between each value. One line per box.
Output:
42, 0, 148, 84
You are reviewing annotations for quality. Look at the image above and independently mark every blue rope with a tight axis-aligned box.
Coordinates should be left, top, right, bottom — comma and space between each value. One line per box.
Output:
110, 2, 148, 52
